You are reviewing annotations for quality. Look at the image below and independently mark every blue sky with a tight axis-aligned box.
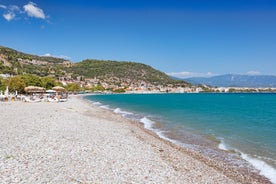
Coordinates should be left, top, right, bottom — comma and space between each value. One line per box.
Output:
0, 0, 276, 78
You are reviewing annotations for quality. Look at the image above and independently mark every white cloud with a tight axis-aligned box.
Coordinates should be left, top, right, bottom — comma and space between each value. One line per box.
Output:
10, 5, 20, 12
23, 2, 45, 19
43, 53, 70, 60
59, 55, 71, 60
0, 5, 7, 9
247, 71, 261, 75
44, 53, 51, 57
3, 12, 15, 21
167, 71, 217, 78
1, 2, 47, 22
1, 4, 20, 21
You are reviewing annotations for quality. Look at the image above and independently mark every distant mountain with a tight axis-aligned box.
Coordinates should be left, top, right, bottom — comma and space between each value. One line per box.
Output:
184, 74, 276, 88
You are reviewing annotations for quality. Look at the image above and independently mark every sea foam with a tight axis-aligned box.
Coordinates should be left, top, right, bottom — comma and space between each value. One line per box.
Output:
218, 140, 276, 184
99, 105, 111, 110
114, 108, 133, 116
140, 117, 155, 130
240, 152, 276, 184
139, 117, 182, 147
93, 102, 102, 105
218, 139, 228, 151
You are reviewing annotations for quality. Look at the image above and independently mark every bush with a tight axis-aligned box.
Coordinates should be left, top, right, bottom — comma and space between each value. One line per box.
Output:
113, 88, 126, 93
5, 76, 26, 93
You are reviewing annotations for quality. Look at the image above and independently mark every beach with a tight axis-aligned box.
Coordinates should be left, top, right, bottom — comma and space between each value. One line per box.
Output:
0, 95, 270, 183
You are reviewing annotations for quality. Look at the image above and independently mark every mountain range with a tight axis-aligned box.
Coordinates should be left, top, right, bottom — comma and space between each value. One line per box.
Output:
2, 46, 274, 88
184, 74, 276, 88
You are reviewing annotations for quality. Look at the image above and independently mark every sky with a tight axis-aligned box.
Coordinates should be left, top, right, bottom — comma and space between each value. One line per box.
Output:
0, 0, 276, 78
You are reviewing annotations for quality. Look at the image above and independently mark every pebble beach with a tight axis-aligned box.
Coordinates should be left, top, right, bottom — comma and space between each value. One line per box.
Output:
0, 95, 271, 183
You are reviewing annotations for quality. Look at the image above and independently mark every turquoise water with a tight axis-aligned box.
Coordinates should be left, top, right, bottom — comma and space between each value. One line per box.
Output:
85, 93, 276, 182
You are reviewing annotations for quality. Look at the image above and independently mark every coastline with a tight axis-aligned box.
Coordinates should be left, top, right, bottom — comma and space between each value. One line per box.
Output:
0, 95, 271, 183
82, 95, 273, 184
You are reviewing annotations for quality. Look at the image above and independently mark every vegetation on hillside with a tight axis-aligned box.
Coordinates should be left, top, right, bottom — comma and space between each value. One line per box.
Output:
0, 46, 189, 87
0, 46, 69, 76
67, 59, 185, 86
0, 46, 67, 64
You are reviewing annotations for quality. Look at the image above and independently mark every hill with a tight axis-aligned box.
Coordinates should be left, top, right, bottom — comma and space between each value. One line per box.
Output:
185, 74, 276, 88
0, 46, 187, 86
0, 46, 71, 76
68, 59, 179, 85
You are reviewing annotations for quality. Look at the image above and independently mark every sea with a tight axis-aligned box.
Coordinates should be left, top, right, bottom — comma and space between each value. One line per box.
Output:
84, 93, 276, 183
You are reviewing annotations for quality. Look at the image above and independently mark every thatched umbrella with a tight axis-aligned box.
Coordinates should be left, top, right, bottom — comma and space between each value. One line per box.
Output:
46, 89, 56, 93
52, 86, 66, 92
24, 86, 46, 93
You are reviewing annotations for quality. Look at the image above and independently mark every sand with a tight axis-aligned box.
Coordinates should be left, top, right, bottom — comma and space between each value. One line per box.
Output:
0, 95, 271, 183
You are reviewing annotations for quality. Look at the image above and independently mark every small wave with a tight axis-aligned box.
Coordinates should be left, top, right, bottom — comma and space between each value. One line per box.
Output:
100, 105, 111, 110
113, 108, 133, 116
218, 141, 276, 184
255, 155, 276, 165
140, 117, 155, 130
93, 102, 102, 105
139, 117, 185, 147
156, 130, 183, 145
240, 153, 276, 184
218, 139, 228, 151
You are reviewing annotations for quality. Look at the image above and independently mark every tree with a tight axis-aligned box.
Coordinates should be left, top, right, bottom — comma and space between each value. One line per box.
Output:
113, 88, 126, 93
20, 74, 42, 87
54, 81, 65, 87
91, 85, 105, 92
41, 76, 56, 89
5, 76, 26, 93
0, 76, 5, 91
66, 83, 81, 92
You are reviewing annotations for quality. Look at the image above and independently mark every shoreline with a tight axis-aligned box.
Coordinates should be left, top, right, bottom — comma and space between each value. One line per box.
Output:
84, 92, 276, 181
80, 95, 271, 183
0, 95, 271, 183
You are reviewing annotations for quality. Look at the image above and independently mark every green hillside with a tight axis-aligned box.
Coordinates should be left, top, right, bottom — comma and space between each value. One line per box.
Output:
0, 46, 189, 86
0, 46, 70, 76
68, 59, 180, 85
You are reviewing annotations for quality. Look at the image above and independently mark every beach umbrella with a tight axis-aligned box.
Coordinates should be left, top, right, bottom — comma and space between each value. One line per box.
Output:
46, 89, 56, 93
24, 86, 46, 93
52, 86, 66, 92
